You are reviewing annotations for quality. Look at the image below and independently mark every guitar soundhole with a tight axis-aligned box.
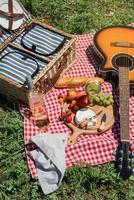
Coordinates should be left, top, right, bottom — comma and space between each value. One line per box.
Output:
112, 54, 133, 70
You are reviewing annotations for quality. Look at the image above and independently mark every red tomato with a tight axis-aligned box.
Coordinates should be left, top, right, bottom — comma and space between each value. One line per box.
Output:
65, 115, 72, 123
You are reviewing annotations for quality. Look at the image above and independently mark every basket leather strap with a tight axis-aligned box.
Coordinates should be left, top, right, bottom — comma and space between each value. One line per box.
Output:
0, 27, 6, 37
0, 0, 24, 30
0, 30, 3, 37
0, 9, 24, 18
8, 0, 13, 30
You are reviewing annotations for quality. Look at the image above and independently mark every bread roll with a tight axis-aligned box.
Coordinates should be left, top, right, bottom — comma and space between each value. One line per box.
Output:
54, 76, 104, 88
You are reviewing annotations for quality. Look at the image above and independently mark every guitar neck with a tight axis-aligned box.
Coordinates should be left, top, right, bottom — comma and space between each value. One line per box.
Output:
119, 66, 130, 141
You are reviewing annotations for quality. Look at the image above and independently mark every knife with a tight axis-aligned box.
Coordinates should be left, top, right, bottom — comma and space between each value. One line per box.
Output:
87, 110, 103, 121
98, 113, 106, 132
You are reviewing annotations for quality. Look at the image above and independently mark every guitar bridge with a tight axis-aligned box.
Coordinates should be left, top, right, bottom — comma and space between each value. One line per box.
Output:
111, 41, 134, 48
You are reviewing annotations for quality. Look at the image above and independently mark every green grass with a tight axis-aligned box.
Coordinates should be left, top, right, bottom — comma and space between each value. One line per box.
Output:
21, 0, 134, 34
1, 0, 134, 199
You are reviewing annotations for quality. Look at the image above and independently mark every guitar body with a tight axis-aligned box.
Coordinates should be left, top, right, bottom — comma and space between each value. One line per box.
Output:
93, 26, 134, 83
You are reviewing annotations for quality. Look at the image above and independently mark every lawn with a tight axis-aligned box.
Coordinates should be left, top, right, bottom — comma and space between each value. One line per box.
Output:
1, 0, 134, 199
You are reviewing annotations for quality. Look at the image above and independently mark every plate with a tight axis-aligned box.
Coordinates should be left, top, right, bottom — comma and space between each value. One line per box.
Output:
0, 0, 25, 30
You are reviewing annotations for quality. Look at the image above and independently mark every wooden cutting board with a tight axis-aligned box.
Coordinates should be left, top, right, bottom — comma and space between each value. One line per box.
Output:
65, 104, 115, 145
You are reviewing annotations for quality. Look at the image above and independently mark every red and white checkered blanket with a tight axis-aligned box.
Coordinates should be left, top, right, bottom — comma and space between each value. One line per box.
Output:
19, 32, 134, 178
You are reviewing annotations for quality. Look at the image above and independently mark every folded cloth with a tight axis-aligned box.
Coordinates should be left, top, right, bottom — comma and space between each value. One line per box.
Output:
28, 133, 67, 195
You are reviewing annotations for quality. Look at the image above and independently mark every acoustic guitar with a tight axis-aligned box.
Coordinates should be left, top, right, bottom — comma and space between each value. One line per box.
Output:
93, 26, 134, 179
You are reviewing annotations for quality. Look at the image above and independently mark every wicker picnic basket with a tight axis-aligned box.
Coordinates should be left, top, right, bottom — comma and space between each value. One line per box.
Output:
0, 0, 75, 105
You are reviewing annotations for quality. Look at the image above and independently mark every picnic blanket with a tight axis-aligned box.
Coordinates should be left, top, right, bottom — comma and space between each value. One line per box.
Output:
19, 31, 134, 179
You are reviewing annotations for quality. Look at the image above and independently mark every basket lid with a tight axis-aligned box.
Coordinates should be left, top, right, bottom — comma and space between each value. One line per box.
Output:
0, 0, 30, 31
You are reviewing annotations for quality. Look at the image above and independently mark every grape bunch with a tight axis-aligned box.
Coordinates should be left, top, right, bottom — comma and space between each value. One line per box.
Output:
90, 92, 114, 107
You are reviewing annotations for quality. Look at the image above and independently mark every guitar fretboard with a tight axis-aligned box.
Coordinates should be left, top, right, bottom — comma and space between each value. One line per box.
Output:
119, 66, 129, 141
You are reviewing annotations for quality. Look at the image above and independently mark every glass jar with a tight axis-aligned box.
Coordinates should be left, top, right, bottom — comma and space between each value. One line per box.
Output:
26, 76, 49, 129
85, 80, 101, 96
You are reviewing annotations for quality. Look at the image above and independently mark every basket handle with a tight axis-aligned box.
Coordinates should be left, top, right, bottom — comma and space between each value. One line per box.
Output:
23, 55, 40, 86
